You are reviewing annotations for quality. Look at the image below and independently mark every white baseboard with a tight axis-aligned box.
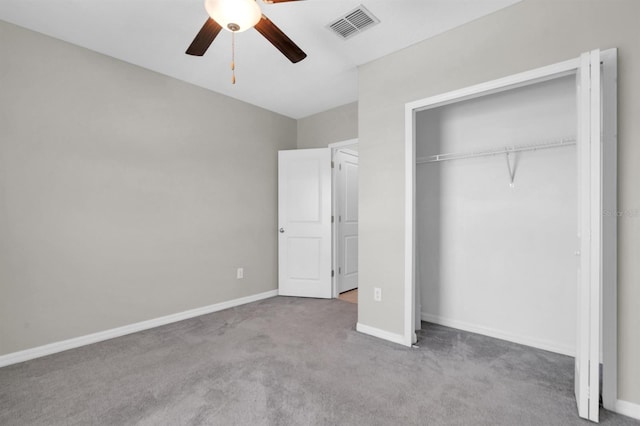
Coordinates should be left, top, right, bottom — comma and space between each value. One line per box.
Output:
0, 289, 278, 368
614, 399, 640, 420
421, 312, 574, 357
356, 322, 409, 346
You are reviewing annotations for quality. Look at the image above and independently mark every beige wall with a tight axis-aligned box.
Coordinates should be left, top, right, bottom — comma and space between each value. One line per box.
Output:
0, 21, 297, 355
358, 0, 640, 404
297, 102, 358, 149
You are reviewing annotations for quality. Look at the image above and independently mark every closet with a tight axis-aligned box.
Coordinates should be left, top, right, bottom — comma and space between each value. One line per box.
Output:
415, 76, 577, 356
406, 49, 617, 422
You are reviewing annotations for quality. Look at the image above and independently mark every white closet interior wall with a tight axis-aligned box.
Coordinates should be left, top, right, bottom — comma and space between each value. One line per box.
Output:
416, 76, 577, 356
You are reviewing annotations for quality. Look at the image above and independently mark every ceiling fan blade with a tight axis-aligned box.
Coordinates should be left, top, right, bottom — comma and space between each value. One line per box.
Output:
186, 18, 222, 56
254, 14, 307, 64
263, 0, 304, 3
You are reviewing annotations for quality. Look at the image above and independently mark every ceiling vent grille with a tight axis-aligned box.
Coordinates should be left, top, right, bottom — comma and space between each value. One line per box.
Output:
328, 5, 379, 40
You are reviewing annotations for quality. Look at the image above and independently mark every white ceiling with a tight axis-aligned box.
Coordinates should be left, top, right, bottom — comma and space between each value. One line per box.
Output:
0, 0, 520, 119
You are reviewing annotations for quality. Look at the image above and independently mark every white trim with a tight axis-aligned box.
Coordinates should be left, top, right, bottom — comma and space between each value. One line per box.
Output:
0, 290, 278, 368
587, 48, 603, 422
356, 322, 406, 346
614, 400, 640, 421
406, 57, 580, 113
331, 148, 339, 298
421, 313, 574, 357
404, 103, 416, 347
328, 138, 358, 149
337, 148, 358, 157
601, 48, 618, 411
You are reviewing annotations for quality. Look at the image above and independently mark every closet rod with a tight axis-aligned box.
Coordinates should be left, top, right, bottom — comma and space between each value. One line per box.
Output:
416, 137, 576, 164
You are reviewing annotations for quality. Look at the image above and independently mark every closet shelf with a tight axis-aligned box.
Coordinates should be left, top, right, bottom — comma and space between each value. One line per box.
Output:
416, 137, 576, 164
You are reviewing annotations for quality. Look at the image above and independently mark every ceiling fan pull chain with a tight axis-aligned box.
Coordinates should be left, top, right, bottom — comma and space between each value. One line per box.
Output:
231, 31, 236, 84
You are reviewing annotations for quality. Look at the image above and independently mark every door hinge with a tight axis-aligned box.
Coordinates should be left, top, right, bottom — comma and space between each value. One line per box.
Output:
339, 215, 342, 222
338, 267, 341, 274
331, 161, 335, 169
331, 215, 334, 223
331, 270, 335, 277
339, 163, 342, 171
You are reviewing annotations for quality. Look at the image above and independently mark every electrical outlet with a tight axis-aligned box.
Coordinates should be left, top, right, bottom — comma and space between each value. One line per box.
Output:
374, 287, 382, 302
236, 268, 244, 279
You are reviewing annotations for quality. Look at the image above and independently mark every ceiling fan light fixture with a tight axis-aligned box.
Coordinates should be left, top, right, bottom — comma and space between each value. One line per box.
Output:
205, 0, 262, 32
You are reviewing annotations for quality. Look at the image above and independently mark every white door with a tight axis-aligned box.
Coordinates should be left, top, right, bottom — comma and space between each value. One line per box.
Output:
575, 49, 602, 422
335, 150, 359, 294
278, 148, 332, 298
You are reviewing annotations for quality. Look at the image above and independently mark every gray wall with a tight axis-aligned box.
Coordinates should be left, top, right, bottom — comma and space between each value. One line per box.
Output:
297, 102, 358, 149
0, 21, 297, 355
358, 0, 640, 404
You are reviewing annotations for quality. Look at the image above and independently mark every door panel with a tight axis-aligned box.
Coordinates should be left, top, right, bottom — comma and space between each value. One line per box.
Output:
287, 160, 321, 222
575, 49, 602, 423
287, 237, 321, 279
335, 150, 359, 294
278, 149, 331, 298
344, 236, 358, 276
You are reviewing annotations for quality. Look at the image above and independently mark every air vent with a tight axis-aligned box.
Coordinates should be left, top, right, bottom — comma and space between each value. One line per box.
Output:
328, 5, 379, 40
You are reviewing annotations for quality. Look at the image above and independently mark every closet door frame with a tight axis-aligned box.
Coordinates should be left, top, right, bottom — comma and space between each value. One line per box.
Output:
404, 49, 617, 420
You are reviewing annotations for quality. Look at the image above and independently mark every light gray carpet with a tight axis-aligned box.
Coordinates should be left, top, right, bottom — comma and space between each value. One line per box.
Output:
0, 296, 637, 425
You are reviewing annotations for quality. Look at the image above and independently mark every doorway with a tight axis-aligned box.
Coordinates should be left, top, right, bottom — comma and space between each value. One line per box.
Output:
330, 140, 359, 301
404, 49, 617, 422
277, 139, 359, 303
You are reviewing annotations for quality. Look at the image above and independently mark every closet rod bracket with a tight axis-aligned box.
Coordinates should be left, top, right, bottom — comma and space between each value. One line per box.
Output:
505, 151, 516, 188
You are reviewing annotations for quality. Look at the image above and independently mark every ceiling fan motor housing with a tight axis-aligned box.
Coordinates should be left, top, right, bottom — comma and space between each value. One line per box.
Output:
204, 0, 262, 32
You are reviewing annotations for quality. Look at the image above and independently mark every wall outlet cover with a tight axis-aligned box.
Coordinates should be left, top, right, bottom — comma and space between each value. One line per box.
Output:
374, 287, 382, 302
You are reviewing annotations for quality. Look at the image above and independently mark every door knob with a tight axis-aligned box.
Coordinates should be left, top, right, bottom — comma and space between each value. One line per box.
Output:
279, 228, 285, 233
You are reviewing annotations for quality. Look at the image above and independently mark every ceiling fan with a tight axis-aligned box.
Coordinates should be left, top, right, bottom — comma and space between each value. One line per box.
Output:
186, 0, 307, 67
